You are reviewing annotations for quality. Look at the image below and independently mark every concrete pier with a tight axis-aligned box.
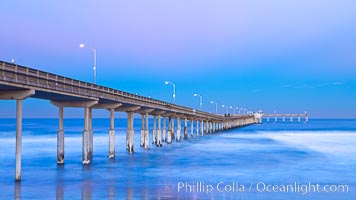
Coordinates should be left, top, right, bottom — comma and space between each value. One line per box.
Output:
264, 113, 308, 123
0, 60, 261, 181
57, 106, 64, 164
190, 120, 194, 137
127, 112, 134, 153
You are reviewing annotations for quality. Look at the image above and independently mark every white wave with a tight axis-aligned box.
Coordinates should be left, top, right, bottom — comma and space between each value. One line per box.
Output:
256, 131, 356, 162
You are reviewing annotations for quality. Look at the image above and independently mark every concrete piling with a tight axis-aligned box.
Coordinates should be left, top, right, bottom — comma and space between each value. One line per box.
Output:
171, 117, 175, 140
127, 112, 134, 153
162, 117, 166, 142
167, 117, 172, 144
200, 120, 204, 136
144, 113, 149, 149
156, 115, 162, 147
57, 106, 64, 164
109, 109, 115, 159
15, 99, 23, 181
184, 118, 188, 140
88, 108, 93, 160
196, 120, 199, 136
153, 115, 157, 145
140, 114, 145, 147
176, 117, 181, 142
82, 107, 90, 164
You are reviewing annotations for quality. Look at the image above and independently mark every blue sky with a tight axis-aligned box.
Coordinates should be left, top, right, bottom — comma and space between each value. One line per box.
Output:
0, 0, 355, 118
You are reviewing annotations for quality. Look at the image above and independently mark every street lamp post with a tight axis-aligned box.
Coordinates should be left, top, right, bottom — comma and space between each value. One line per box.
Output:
79, 44, 97, 84
165, 81, 176, 104
194, 93, 203, 111
210, 101, 218, 114
222, 105, 228, 114
230, 106, 236, 115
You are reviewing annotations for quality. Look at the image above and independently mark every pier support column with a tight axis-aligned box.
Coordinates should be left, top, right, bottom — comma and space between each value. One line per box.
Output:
190, 120, 194, 137
109, 109, 115, 159
152, 116, 157, 145
167, 117, 172, 144
200, 120, 204, 136
0, 89, 35, 181
144, 113, 149, 149
206, 121, 209, 133
162, 117, 166, 142
205, 121, 208, 134
290, 116, 293, 122
196, 120, 199, 136
127, 112, 134, 153
57, 106, 64, 164
184, 118, 188, 140
298, 115, 301, 123
172, 117, 175, 140
282, 115, 286, 122
176, 117, 181, 142
156, 115, 162, 147
15, 100, 23, 181
140, 114, 145, 147
82, 107, 90, 164
88, 108, 93, 160
305, 114, 309, 123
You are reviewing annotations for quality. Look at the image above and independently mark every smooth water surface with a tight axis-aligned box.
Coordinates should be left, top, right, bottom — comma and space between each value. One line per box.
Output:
0, 118, 355, 199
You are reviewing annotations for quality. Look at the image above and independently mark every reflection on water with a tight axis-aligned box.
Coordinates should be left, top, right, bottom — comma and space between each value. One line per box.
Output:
15, 182, 21, 200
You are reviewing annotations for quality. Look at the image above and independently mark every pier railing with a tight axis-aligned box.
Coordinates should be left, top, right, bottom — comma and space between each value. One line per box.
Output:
0, 61, 221, 120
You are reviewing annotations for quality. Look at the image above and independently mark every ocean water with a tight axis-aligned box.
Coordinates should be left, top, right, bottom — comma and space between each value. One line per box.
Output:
0, 118, 355, 199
